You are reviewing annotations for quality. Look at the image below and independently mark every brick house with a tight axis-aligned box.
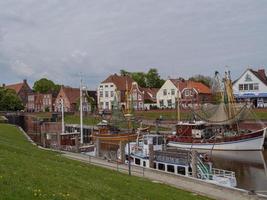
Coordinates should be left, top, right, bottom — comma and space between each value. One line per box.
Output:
157, 79, 211, 108
54, 86, 90, 112
129, 82, 158, 110
5, 79, 32, 106
27, 93, 56, 112
97, 74, 134, 110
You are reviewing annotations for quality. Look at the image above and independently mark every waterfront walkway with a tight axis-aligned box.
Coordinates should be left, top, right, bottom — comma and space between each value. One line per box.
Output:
61, 151, 267, 200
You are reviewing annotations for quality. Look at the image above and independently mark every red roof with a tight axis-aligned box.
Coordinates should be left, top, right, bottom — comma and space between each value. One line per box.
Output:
5, 80, 31, 94
170, 79, 211, 94
6, 83, 24, 93
62, 86, 80, 104
102, 74, 134, 91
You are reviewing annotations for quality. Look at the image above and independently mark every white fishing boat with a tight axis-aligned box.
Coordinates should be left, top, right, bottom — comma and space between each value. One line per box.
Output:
168, 71, 266, 151
125, 134, 237, 187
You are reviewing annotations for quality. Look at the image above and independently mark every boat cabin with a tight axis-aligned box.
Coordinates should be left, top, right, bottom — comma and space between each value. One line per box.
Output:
176, 121, 206, 138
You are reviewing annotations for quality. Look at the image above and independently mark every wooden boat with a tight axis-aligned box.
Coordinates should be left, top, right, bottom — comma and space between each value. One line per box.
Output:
168, 71, 266, 151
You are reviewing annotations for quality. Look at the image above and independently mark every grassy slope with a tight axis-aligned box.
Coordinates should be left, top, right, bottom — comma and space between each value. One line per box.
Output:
0, 124, 210, 200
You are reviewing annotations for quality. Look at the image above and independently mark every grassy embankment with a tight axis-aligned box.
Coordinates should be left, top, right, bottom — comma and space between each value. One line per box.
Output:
0, 124, 210, 200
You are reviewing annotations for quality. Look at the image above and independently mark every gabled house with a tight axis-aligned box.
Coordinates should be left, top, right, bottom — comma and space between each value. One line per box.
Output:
54, 86, 90, 112
156, 79, 211, 109
4, 79, 32, 106
129, 82, 158, 110
233, 68, 267, 107
27, 93, 56, 112
97, 74, 134, 110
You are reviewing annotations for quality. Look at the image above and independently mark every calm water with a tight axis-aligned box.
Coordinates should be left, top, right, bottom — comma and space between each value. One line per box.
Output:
209, 149, 267, 195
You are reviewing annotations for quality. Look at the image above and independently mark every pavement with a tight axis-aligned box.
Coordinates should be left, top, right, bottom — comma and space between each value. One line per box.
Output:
61, 151, 267, 200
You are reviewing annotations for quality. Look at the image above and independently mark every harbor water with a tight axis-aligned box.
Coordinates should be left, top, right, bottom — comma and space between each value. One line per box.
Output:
210, 149, 267, 195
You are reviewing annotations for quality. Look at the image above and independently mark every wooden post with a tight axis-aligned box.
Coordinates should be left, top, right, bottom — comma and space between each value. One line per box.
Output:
95, 138, 100, 157
191, 150, 197, 178
149, 144, 154, 168
41, 132, 46, 148
57, 132, 61, 150
119, 141, 125, 163
75, 135, 79, 153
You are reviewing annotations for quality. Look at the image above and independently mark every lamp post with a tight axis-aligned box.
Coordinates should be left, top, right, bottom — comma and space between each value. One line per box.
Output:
61, 98, 64, 133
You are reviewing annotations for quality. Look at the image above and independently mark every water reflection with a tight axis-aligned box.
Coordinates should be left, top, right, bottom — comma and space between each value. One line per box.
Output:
208, 150, 267, 194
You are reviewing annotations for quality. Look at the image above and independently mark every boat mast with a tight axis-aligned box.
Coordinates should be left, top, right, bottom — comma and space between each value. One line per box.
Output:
177, 81, 180, 121
61, 98, 65, 133
80, 77, 83, 144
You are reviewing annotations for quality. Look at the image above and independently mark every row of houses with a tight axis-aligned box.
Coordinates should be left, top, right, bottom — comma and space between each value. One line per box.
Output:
2, 80, 97, 113
97, 73, 212, 111
3, 67, 267, 112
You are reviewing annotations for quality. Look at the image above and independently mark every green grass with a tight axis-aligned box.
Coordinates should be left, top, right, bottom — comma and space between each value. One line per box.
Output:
136, 110, 191, 121
64, 115, 101, 126
0, 124, 210, 200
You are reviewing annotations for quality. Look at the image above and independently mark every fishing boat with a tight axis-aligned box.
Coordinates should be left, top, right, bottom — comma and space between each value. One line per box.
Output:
168, 71, 266, 151
126, 134, 237, 187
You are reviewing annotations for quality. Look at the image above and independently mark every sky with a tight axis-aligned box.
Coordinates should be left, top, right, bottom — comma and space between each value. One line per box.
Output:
0, 0, 267, 89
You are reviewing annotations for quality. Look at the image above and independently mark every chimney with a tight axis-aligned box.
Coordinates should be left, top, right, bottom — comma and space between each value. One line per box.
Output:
23, 79, 27, 84
258, 69, 266, 80
2, 83, 5, 87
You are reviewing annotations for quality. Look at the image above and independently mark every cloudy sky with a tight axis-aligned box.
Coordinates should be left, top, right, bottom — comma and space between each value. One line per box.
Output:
0, 0, 267, 89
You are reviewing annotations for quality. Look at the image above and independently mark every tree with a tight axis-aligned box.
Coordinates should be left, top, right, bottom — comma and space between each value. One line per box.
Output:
120, 68, 165, 88
33, 78, 60, 94
0, 88, 24, 111
189, 74, 213, 87
145, 68, 165, 88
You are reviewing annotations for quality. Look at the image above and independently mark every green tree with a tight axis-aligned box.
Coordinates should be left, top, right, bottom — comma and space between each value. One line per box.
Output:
0, 88, 24, 111
189, 74, 213, 87
33, 78, 60, 93
145, 68, 165, 88
120, 68, 165, 88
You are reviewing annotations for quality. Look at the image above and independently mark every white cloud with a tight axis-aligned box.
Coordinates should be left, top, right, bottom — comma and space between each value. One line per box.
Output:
0, 0, 267, 87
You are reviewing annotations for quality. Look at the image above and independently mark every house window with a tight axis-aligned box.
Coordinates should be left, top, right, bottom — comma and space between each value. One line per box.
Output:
239, 84, 243, 91
244, 84, 248, 90
167, 99, 172, 107
185, 90, 190, 96
99, 91, 103, 97
110, 85, 114, 87
254, 83, 259, 90
100, 85, 103, 88
249, 84, 254, 90
171, 89, 175, 95
143, 161, 146, 167
110, 91, 114, 97
105, 102, 109, 108
159, 100, 164, 107
163, 89, 167, 96
105, 91, 109, 98
105, 85, 108, 88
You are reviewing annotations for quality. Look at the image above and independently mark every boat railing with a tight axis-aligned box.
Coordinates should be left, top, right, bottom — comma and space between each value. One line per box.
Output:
211, 168, 235, 178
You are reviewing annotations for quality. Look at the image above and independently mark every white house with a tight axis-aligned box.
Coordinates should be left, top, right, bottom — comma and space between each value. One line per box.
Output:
97, 74, 133, 110
233, 68, 267, 108
156, 79, 180, 108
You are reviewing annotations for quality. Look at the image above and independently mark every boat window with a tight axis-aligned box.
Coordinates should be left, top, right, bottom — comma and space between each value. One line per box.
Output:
153, 162, 156, 169
153, 137, 157, 145
135, 158, 140, 165
167, 165, 175, 173
158, 137, 163, 145
143, 161, 146, 167
177, 166, 186, 175
144, 138, 147, 145
158, 163, 165, 171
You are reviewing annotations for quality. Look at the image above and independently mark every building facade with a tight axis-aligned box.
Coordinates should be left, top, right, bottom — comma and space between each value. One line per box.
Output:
156, 79, 211, 109
97, 74, 133, 110
27, 93, 54, 112
54, 86, 90, 112
233, 68, 267, 108
5, 79, 32, 107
